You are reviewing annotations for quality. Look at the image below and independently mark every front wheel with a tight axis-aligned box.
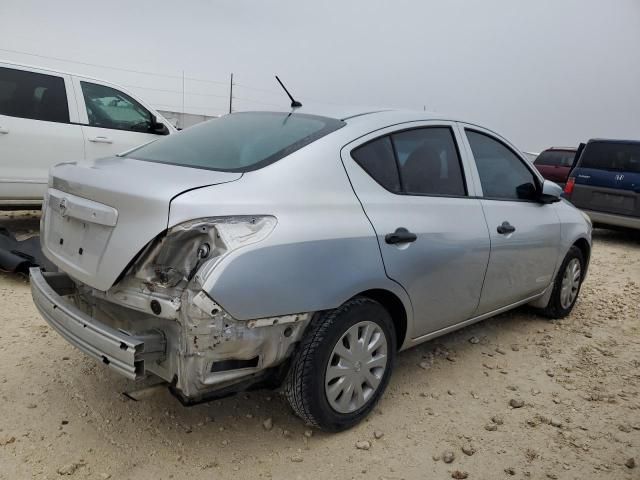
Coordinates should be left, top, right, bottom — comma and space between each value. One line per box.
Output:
285, 297, 396, 431
540, 245, 585, 318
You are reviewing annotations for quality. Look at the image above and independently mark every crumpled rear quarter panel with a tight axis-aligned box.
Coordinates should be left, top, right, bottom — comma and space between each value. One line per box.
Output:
168, 132, 412, 324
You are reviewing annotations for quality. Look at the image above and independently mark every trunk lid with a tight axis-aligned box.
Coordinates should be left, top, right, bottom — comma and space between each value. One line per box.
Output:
42, 157, 242, 290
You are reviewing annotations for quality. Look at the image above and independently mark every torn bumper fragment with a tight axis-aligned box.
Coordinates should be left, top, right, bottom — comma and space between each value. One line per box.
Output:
29, 268, 165, 380
30, 266, 311, 401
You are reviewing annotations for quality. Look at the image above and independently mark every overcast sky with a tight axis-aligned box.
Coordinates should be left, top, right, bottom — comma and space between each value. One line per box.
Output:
1, 0, 639, 151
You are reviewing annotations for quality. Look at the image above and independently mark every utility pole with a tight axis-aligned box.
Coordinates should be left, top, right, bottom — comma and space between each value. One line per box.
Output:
229, 73, 234, 114
181, 70, 186, 128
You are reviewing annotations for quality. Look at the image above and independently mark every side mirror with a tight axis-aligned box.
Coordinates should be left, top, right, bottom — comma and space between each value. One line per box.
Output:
539, 180, 562, 204
516, 182, 538, 200
150, 116, 170, 135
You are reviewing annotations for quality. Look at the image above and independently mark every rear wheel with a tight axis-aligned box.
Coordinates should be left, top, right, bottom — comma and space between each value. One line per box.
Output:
540, 246, 585, 318
285, 297, 396, 431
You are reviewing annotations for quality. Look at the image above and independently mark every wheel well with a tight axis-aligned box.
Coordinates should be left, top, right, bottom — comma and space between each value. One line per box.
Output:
358, 289, 407, 350
573, 238, 591, 265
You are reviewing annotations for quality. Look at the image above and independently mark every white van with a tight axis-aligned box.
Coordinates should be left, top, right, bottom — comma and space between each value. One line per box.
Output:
0, 61, 176, 208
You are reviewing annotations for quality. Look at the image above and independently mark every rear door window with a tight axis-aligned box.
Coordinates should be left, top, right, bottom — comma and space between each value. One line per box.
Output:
392, 127, 466, 196
0, 66, 69, 123
351, 126, 467, 196
578, 142, 640, 173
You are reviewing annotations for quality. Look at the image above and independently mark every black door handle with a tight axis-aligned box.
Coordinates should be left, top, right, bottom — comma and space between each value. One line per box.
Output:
385, 227, 417, 245
497, 221, 516, 235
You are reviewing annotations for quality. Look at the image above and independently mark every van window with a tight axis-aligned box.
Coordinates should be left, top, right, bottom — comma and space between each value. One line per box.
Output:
0, 67, 69, 123
81, 81, 154, 133
534, 150, 575, 167
126, 111, 345, 172
578, 141, 640, 173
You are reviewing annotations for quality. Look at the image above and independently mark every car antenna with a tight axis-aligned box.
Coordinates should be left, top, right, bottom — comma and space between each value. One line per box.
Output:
275, 75, 302, 108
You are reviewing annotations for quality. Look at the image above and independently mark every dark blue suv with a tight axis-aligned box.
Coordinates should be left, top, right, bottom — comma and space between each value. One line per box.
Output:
564, 139, 640, 230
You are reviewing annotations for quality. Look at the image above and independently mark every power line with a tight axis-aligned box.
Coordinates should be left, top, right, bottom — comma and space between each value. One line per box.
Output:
229, 73, 233, 114
153, 103, 223, 114
1, 47, 345, 112
235, 82, 342, 106
234, 83, 282, 96
122, 84, 227, 98
0, 47, 227, 84
185, 75, 227, 86
232, 96, 285, 108
151, 101, 227, 109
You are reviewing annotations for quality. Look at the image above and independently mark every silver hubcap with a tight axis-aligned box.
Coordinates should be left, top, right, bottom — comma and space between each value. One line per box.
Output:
560, 258, 581, 309
325, 321, 388, 414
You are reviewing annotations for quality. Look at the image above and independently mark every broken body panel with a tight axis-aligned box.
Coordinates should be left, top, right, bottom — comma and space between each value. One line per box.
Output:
33, 115, 412, 401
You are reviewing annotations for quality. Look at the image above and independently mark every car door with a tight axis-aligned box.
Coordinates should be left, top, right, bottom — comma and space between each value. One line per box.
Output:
0, 65, 84, 203
72, 77, 169, 159
341, 122, 490, 339
460, 125, 561, 314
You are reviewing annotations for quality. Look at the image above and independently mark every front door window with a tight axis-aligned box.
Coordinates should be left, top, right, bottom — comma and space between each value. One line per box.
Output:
81, 81, 152, 133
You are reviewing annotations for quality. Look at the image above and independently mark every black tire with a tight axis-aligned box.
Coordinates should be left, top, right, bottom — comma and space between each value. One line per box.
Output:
284, 296, 396, 432
540, 246, 585, 319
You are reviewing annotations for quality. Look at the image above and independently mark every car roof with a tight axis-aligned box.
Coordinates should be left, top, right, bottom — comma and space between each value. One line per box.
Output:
262, 105, 465, 124
286, 104, 388, 121
587, 138, 640, 145
0, 59, 116, 84
263, 107, 532, 156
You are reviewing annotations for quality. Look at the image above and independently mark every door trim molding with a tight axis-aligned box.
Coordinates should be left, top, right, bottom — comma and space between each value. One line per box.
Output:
403, 290, 547, 350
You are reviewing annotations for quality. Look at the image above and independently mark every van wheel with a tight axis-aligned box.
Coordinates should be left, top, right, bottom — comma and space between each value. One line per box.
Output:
285, 297, 396, 432
540, 246, 585, 319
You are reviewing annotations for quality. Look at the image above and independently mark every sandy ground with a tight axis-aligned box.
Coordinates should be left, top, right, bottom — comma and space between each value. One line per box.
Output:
0, 212, 638, 480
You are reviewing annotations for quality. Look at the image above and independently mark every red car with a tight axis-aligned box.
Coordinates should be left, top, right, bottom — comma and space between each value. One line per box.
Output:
533, 147, 577, 186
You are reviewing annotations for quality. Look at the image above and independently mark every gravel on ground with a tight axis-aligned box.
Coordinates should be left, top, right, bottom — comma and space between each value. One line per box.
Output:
0, 212, 638, 479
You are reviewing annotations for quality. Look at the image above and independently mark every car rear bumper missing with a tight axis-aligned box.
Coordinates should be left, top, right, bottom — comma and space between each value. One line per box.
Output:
29, 267, 166, 380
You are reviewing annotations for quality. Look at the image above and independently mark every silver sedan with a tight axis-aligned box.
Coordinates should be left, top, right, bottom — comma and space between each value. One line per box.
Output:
31, 108, 591, 431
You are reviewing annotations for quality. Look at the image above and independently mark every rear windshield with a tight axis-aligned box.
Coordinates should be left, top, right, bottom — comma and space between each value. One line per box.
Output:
125, 111, 345, 172
578, 141, 640, 173
534, 150, 575, 167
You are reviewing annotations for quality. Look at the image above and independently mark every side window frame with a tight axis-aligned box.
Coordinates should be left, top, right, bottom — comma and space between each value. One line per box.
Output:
460, 125, 543, 203
349, 124, 471, 198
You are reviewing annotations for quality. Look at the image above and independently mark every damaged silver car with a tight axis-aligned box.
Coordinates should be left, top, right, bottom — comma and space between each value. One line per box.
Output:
31, 108, 591, 431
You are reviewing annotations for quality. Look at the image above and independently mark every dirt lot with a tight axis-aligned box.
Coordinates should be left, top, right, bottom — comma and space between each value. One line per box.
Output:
0, 212, 638, 480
